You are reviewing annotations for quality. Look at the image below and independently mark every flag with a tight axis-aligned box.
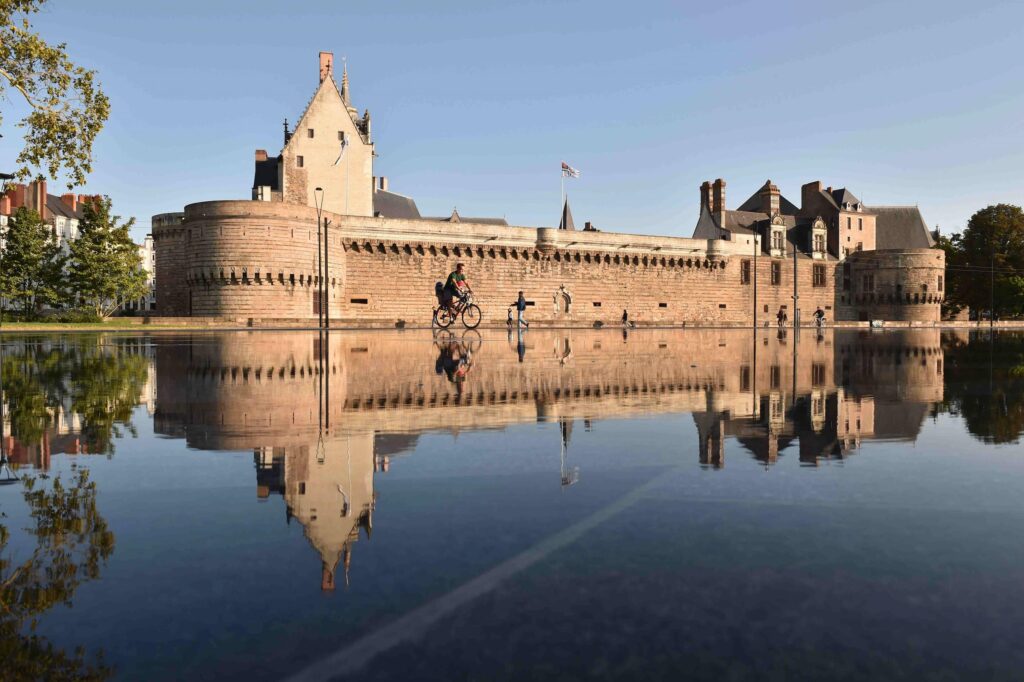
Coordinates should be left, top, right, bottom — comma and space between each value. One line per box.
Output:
332, 137, 350, 166
561, 161, 580, 178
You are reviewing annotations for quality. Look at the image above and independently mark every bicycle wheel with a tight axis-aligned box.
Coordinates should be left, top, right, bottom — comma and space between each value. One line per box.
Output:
462, 304, 482, 329
434, 307, 454, 328
461, 329, 482, 353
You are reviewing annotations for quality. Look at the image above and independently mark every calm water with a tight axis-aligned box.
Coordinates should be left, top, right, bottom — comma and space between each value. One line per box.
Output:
2, 328, 1024, 681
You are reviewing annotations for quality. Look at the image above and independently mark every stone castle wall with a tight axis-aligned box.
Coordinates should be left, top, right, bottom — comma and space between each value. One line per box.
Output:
151, 212, 185, 315
156, 200, 876, 326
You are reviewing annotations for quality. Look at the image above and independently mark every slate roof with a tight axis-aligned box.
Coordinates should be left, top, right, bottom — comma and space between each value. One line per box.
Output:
373, 189, 421, 220
735, 189, 799, 215
46, 194, 84, 220
869, 206, 936, 249
830, 188, 861, 207
252, 157, 280, 190
692, 203, 724, 239
425, 208, 509, 226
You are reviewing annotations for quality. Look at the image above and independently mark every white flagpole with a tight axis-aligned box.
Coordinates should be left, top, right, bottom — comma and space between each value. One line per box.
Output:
560, 168, 565, 225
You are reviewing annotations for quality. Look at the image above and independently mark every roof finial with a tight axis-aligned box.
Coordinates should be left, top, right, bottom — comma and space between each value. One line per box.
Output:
341, 56, 350, 105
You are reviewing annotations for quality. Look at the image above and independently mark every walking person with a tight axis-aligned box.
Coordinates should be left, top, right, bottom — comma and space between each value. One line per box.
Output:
776, 307, 786, 328
515, 291, 529, 329
622, 309, 629, 327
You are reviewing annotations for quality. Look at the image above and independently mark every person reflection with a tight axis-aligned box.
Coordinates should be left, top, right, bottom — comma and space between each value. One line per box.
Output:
517, 329, 526, 363
435, 334, 473, 394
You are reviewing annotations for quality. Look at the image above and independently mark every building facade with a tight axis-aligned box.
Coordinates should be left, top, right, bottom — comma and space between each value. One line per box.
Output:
153, 52, 944, 325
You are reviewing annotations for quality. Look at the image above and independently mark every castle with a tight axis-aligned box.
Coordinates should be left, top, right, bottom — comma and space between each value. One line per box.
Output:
153, 52, 944, 325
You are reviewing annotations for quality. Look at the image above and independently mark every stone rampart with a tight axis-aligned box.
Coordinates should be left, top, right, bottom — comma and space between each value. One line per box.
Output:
161, 200, 844, 326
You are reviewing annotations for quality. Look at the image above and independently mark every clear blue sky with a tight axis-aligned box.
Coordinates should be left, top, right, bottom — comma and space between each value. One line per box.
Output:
3, 0, 1022, 242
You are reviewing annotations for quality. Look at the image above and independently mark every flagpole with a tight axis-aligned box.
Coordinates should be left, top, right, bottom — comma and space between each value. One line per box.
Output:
560, 170, 565, 220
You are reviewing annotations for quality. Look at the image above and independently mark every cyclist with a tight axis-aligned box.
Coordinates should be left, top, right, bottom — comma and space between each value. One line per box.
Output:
813, 307, 826, 327
443, 263, 472, 314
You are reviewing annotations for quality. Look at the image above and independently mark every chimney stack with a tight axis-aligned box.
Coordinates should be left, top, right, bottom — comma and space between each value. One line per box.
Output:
28, 179, 48, 220
255, 149, 268, 162
61, 193, 78, 213
0, 195, 10, 215
700, 180, 713, 213
379, 176, 388, 192
759, 179, 780, 216
8, 183, 27, 211
319, 52, 333, 83
801, 181, 823, 212
712, 178, 726, 221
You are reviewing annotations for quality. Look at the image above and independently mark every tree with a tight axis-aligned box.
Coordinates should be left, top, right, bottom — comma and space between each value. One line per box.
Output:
943, 204, 1024, 319
0, 469, 115, 679
0, 205, 65, 315
66, 198, 147, 318
1, 0, 110, 187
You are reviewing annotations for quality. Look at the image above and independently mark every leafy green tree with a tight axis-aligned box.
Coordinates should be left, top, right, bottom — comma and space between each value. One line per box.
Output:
66, 198, 147, 318
1, 0, 110, 187
0, 469, 115, 680
1, 335, 148, 453
0, 205, 65, 315
942, 331, 1024, 443
944, 204, 1024, 319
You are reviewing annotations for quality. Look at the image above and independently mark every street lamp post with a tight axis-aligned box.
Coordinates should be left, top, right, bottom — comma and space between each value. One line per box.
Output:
314, 187, 325, 329
324, 217, 331, 329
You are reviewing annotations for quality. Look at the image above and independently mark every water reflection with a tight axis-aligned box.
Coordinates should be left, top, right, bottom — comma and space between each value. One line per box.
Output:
4, 328, 1024, 678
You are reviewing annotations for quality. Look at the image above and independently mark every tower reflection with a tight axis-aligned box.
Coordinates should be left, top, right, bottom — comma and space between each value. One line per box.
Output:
149, 328, 948, 584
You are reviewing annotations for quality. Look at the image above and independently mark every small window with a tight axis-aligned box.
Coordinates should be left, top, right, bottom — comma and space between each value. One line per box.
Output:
740, 366, 751, 392
299, 482, 306, 495
858, 218, 863, 231
296, 156, 304, 168
763, 304, 769, 313
718, 304, 727, 309
338, 131, 345, 141
592, 302, 601, 307
770, 365, 781, 390
938, 275, 943, 292
741, 259, 751, 284
847, 217, 852, 229
771, 261, 781, 285
525, 301, 535, 306
813, 264, 826, 287
659, 302, 668, 308
350, 298, 368, 304
307, 128, 315, 138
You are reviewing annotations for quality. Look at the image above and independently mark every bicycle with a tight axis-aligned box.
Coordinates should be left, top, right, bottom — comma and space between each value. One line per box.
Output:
814, 315, 827, 329
433, 291, 482, 329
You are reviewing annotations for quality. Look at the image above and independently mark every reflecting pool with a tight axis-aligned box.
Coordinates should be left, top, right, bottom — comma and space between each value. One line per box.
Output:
2, 328, 1024, 680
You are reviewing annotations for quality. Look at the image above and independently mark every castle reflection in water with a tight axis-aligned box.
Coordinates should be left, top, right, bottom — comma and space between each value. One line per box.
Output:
141, 328, 947, 589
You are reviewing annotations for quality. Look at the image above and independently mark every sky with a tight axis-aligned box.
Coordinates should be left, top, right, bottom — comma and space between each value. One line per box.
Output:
2, 0, 1023, 242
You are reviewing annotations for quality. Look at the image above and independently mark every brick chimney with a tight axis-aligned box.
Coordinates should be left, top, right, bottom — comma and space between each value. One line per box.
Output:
0, 195, 10, 215
319, 51, 333, 83
255, 149, 268, 162
700, 180, 713, 213
61, 193, 78, 213
712, 178, 726, 222
28, 179, 48, 220
8, 183, 26, 211
801, 181, 823, 212
378, 176, 388, 192
759, 179, 780, 215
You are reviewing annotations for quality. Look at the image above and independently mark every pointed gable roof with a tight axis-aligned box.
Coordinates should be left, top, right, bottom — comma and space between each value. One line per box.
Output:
559, 198, 575, 230
286, 61, 369, 154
